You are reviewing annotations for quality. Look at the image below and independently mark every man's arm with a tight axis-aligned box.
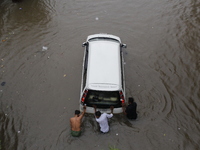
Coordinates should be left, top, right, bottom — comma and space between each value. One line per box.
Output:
122, 103, 127, 115
110, 106, 114, 114
93, 105, 97, 113
79, 105, 86, 119
106, 106, 114, 118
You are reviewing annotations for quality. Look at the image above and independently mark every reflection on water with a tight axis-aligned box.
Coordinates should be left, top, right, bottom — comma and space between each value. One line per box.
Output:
0, 0, 200, 149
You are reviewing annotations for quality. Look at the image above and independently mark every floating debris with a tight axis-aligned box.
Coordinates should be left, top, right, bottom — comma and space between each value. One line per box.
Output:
9, 32, 15, 35
1, 82, 6, 86
95, 17, 99, 20
42, 46, 48, 51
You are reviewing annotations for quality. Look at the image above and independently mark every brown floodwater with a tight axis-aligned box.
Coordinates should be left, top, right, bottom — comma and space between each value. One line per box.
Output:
0, 0, 200, 149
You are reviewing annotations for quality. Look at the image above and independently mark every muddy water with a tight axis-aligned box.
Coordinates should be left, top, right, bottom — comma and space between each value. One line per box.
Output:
0, 0, 200, 149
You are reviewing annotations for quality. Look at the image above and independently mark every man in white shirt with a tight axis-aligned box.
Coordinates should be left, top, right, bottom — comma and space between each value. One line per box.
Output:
93, 105, 114, 133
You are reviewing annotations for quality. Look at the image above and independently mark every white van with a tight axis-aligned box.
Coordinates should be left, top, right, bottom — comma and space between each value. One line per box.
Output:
79, 33, 127, 114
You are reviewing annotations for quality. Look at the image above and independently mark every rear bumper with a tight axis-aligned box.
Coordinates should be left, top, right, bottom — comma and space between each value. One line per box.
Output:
79, 104, 123, 114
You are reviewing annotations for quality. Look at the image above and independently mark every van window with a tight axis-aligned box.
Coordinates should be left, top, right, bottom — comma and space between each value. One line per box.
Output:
88, 37, 120, 43
85, 90, 121, 108
120, 51, 124, 90
82, 48, 88, 90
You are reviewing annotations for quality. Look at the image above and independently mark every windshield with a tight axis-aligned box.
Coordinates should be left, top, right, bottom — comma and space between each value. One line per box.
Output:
88, 37, 120, 43
84, 90, 121, 108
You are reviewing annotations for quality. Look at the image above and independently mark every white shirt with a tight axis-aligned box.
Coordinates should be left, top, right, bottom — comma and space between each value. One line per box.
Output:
96, 113, 113, 133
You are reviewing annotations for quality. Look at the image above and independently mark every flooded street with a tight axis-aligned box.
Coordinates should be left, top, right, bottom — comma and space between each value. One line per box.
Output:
0, 0, 200, 149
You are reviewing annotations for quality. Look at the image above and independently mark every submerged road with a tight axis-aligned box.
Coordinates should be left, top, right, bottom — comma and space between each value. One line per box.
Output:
0, 0, 200, 149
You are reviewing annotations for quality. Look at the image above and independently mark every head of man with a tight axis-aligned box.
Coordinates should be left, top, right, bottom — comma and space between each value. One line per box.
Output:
75, 110, 81, 116
128, 97, 134, 104
95, 111, 101, 118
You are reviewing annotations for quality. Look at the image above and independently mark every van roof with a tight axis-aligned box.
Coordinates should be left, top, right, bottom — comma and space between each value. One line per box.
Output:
86, 38, 122, 91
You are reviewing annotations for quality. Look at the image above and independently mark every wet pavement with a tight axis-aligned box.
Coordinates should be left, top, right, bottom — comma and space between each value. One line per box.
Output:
0, 0, 200, 149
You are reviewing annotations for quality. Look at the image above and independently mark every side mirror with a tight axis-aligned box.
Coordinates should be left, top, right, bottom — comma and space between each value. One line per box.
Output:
82, 42, 88, 47
121, 43, 127, 48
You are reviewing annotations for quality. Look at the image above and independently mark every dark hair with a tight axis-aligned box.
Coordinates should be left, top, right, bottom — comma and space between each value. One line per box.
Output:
128, 97, 134, 103
75, 110, 80, 115
95, 111, 101, 117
